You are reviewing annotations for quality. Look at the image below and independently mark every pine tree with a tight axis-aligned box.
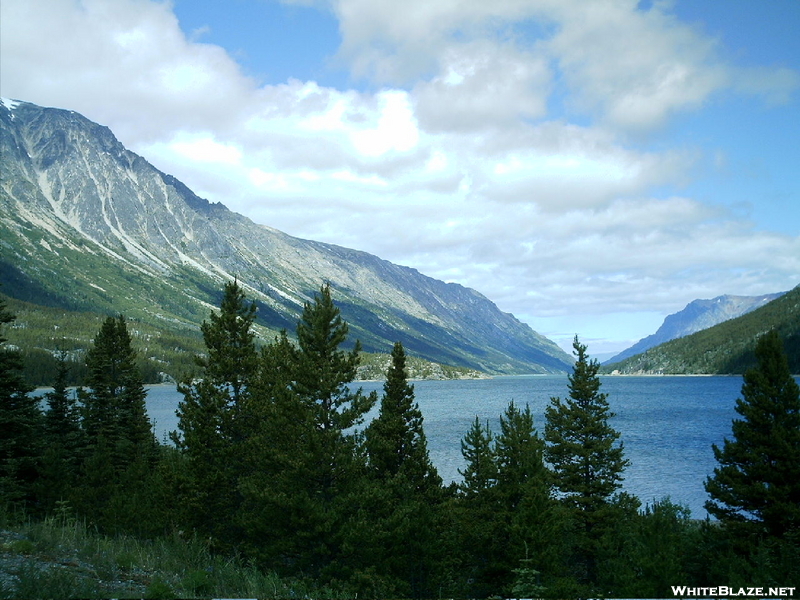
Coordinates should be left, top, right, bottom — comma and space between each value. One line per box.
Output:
79, 315, 155, 467
293, 283, 375, 436
356, 341, 444, 597
287, 283, 377, 579
459, 416, 497, 499
496, 401, 562, 592
76, 315, 156, 530
545, 336, 628, 512
0, 298, 40, 506
236, 330, 313, 566
290, 283, 376, 503
365, 342, 440, 489
196, 278, 258, 408
544, 335, 630, 589
455, 416, 502, 596
705, 329, 800, 540
38, 352, 83, 511
495, 401, 547, 510
43, 352, 81, 445
174, 279, 258, 548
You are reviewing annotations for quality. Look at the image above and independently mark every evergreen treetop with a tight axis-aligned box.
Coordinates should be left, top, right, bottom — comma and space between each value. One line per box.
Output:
705, 329, 800, 539
545, 336, 629, 512
0, 298, 40, 504
459, 416, 497, 498
293, 283, 375, 432
80, 315, 155, 464
495, 401, 547, 508
366, 341, 440, 488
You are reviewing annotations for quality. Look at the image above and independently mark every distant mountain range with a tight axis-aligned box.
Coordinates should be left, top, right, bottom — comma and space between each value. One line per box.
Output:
606, 292, 786, 364
0, 98, 572, 376
604, 285, 800, 374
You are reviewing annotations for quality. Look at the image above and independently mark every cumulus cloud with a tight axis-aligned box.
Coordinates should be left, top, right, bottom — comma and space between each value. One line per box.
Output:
1, 0, 797, 352
0, 0, 257, 145
413, 40, 551, 131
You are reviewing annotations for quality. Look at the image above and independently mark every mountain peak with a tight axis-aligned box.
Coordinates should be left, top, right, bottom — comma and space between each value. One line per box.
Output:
1, 99, 572, 374
606, 291, 787, 364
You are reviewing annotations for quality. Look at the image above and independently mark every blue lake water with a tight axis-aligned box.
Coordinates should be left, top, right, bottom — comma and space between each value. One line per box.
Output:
144, 374, 764, 518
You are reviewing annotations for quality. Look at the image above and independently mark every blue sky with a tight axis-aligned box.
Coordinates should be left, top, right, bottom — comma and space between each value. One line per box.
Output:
2, 0, 799, 357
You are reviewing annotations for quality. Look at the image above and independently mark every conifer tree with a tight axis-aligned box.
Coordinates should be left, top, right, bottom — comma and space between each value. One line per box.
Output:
356, 341, 444, 597
38, 352, 83, 510
80, 315, 155, 466
0, 299, 40, 506
293, 283, 375, 436
285, 283, 376, 577
365, 341, 440, 489
495, 401, 547, 510
544, 335, 630, 589
459, 417, 497, 498
76, 315, 156, 529
174, 279, 258, 548
236, 330, 312, 565
457, 402, 561, 597
44, 352, 81, 445
545, 336, 628, 511
456, 417, 502, 596
496, 401, 561, 586
705, 329, 800, 540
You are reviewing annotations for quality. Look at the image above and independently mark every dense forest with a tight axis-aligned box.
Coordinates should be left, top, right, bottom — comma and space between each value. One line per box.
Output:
1, 282, 798, 598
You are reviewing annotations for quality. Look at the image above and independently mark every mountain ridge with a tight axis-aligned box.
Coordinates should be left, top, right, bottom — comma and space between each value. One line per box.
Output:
603, 285, 800, 375
606, 292, 786, 364
0, 98, 572, 375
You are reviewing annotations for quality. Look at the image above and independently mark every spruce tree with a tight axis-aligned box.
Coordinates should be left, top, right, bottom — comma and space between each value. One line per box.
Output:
357, 341, 444, 597
174, 279, 258, 548
80, 315, 155, 466
38, 352, 82, 511
705, 329, 800, 540
545, 336, 628, 511
0, 298, 40, 506
76, 315, 156, 530
544, 335, 630, 589
365, 341, 440, 489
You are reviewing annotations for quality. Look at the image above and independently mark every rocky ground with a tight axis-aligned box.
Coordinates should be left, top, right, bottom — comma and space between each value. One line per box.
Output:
0, 528, 149, 598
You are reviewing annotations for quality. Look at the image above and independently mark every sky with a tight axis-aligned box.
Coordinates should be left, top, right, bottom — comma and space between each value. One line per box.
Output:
2, 0, 799, 358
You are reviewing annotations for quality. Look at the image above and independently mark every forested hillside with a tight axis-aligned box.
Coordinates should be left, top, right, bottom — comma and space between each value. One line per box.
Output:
604, 285, 800, 374
0, 293, 483, 386
2, 284, 798, 598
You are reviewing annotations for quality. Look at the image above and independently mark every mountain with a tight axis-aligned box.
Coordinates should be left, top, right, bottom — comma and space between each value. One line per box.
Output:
603, 285, 800, 375
0, 98, 572, 376
606, 292, 786, 364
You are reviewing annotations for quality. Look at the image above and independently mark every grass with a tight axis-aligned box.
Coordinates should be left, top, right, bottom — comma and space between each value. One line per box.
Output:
0, 506, 346, 599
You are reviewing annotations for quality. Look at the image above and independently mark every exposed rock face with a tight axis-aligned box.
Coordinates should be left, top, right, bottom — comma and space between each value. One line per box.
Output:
606, 292, 785, 364
0, 98, 572, 374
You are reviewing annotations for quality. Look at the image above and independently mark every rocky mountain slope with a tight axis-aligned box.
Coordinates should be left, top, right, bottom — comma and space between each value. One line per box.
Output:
606, 292, 786, 364
0, 98, 572, 374
603, 285, 800, 375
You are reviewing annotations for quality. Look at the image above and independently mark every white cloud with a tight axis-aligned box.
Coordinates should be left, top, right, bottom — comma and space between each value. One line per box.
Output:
413, 39, 552, 131
1, 0, 797, 353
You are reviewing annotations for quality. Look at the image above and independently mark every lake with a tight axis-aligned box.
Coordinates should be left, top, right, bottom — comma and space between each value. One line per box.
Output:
145, 374, 762, 518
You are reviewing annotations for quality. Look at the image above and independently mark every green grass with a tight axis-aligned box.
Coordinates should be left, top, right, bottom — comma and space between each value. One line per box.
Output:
0, 507, 347, 599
